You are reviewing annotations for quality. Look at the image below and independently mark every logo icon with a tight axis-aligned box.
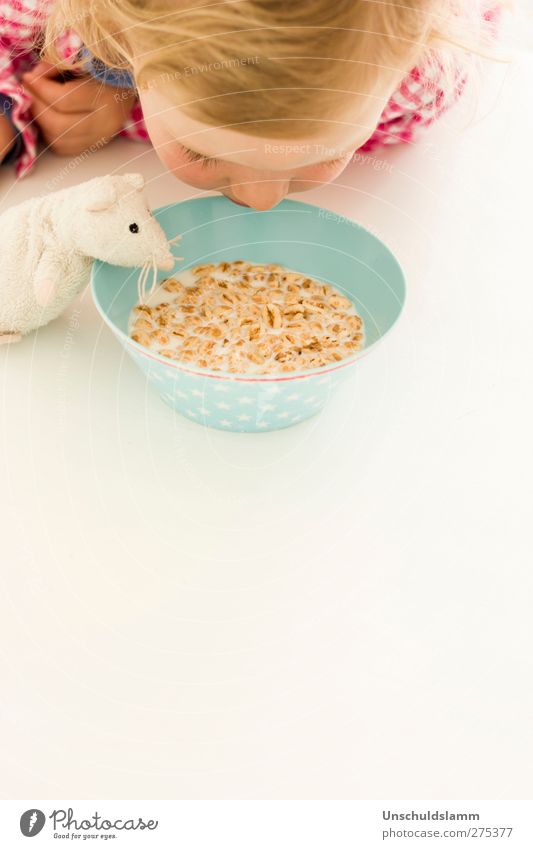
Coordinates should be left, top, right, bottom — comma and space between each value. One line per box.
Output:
20, 810, 46, 837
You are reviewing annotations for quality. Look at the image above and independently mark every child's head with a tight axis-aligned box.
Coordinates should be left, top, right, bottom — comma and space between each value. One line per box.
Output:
46, 0, 498, 209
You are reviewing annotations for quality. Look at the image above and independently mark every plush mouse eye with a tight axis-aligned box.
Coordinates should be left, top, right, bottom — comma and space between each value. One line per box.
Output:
129, 223, 139, 233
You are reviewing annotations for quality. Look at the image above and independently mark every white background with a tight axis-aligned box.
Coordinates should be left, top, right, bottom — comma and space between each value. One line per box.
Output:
0, 26, 532, 799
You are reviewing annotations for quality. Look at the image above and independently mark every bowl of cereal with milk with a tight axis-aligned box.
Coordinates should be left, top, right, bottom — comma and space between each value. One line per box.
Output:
91, 196, 405, 432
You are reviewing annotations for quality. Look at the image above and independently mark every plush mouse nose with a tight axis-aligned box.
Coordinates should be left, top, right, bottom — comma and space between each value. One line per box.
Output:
156, 252, 175, 271
153, 242, 176, 270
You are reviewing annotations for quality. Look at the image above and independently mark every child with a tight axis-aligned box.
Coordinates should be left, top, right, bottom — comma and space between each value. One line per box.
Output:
1, 1, 503, 210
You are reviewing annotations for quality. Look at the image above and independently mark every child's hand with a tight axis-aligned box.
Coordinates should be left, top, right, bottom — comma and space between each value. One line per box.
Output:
22, 62, 136, 157
0, 114, 16, 162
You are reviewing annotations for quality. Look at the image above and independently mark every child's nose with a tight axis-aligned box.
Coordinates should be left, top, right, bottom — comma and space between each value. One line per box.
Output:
229, 179, 290, 211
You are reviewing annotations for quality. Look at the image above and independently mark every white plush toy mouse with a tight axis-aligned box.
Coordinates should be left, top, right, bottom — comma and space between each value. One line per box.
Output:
0, 172, 180, 344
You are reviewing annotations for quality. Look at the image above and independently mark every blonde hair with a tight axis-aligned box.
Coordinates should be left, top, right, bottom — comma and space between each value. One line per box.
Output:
44, 0, 510, 139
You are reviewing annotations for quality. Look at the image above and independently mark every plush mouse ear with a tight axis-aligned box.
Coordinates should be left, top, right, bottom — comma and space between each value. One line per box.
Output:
122, 173, 145, 191
85, 179, 117, 212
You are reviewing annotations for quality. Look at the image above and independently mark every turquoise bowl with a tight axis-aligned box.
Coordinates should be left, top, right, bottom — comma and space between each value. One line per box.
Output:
91, 196, 405, 432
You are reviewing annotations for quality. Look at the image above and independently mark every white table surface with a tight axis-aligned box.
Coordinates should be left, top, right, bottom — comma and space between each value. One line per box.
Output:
1, 49, 532, 801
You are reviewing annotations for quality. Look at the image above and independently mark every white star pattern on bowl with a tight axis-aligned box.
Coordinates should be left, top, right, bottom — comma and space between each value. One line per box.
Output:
129, 351, 334, 431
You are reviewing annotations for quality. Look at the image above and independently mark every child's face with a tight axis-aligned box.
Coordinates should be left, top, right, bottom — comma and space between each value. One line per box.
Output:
139, 85, 395, 210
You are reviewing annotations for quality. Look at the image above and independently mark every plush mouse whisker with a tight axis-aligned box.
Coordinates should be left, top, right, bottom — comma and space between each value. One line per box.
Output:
136, 263, 143, 304
143, 261, 151, 302
137, 261, 151, 305
167, 233, 184, 261
136, 262, 145, 304
142, 261, 152, 303
149, 255, 158, 299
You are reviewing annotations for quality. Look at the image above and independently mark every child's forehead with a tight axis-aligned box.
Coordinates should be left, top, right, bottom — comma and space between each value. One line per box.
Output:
140, 87, 392, 168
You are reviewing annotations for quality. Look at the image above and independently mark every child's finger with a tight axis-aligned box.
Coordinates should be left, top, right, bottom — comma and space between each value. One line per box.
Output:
23, 61, 61, 81
23, 70, 96, 113
21, 61, 67, 102
22, 72, 66, 108
29, 93, 75, 138
29, 94, 99, 155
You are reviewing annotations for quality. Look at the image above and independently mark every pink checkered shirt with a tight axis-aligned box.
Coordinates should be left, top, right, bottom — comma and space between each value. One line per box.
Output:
0, 0, 501, 178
